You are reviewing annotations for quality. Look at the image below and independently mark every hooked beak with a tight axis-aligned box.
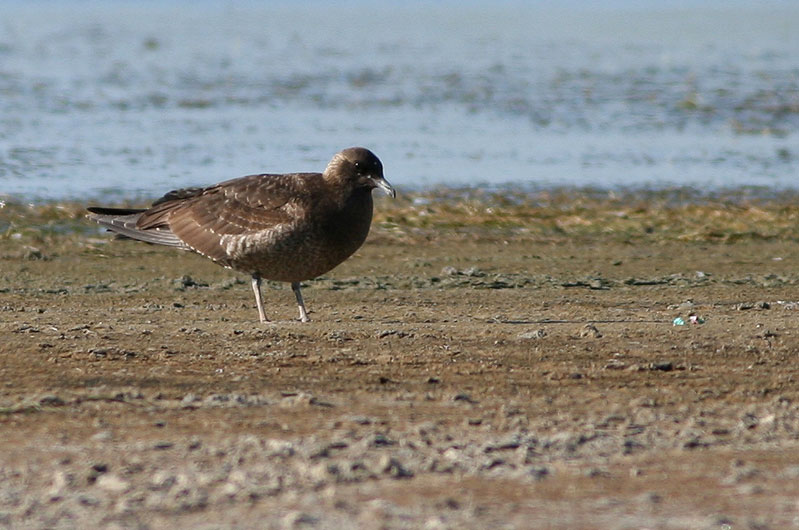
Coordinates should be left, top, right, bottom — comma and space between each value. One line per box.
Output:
372, 175, 396, 198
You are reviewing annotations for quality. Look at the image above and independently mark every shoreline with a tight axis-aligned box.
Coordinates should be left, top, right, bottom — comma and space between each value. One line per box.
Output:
6, 183, 799, 206
4, 187, 799, 249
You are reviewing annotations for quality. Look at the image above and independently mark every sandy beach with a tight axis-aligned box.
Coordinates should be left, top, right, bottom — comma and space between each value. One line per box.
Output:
2, 192, 799, 528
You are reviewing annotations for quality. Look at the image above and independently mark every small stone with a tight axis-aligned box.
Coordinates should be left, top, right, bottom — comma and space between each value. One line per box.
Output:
78, 495, 100, 506
48, 471, 70, 498
683, 437, 706, 449
580, 324, 602, 338
96, 474, 129, 493
380, 455, 413, 478
281, 511, 318, 527
176, 275, 208, 289
462, 267, 485, 277
646, 492, 662, 503
150, 471, 177, 490
529, 466, 550, 480
424, 516, 448, 530
181, 394, 200, 405
453, 393, 478, 404
370, 434, 396, 447
588, 278, 605, 289
604, 359, 627, 370
631, 397, 657, 408
443, 497, 460, 509
23, 247, 45, 260
91, 430, 113, 442
87, 463, 108, 484
650, 361, 674, 372
39, 395, 66, 407
518, 329, 547, 339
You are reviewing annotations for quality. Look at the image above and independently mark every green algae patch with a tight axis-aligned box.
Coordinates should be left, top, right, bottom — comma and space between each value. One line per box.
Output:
373, 188, 799, 243
4, 188, 799, 255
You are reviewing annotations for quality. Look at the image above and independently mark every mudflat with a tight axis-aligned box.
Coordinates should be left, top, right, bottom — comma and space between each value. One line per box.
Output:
2, 191, 799, 529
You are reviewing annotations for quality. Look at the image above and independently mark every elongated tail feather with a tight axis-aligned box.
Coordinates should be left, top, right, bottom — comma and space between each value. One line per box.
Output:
86, 207, 190, 249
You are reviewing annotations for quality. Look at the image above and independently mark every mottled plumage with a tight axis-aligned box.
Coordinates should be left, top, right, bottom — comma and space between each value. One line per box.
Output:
87, 147, 395, 322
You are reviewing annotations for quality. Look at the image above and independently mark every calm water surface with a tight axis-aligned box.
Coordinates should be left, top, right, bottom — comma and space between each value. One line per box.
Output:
1, 1, 798, 201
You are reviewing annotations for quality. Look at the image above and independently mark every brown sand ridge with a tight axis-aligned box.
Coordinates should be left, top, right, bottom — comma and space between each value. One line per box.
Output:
2, 189, 799, 528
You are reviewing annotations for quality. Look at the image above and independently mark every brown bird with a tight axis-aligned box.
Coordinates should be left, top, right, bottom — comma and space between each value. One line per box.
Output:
87, 147, 395, 323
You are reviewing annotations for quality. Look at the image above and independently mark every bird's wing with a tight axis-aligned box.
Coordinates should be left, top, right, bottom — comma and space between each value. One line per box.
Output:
138, 173, 319, 262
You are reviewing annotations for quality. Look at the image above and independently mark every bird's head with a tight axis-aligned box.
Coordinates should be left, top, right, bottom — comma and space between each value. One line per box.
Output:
325, 147, 396, 198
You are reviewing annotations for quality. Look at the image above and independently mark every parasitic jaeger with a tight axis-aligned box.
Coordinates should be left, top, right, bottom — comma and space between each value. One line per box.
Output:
87, 147, 395, 323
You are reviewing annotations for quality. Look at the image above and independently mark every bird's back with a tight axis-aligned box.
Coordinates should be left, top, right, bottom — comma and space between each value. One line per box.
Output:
89, 171, 375, 282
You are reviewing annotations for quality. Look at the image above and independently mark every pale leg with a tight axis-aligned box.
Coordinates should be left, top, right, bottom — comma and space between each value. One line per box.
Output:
251, 274, 268, 323
291, 282, 310, 322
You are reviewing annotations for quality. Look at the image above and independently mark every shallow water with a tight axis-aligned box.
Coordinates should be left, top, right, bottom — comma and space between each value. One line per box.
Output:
1, 1, 798, 202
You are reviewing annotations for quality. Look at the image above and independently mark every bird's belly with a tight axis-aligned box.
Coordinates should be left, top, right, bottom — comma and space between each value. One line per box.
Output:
219, 225, 366, 282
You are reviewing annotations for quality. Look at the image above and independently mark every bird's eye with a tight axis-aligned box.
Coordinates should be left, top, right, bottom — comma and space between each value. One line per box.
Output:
353, 161, 363, 173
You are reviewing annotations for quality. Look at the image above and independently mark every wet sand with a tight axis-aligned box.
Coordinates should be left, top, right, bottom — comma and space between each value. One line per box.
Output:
2, 192, 799, 528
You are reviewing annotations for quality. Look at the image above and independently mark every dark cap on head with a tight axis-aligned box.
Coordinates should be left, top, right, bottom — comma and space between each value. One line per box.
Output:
327, 147, 395, 197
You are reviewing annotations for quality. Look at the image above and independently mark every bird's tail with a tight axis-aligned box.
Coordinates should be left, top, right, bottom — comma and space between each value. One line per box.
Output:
86, 207, 189, 248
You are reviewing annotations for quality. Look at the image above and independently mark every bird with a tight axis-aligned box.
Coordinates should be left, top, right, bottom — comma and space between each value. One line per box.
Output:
87, 147, 395, 323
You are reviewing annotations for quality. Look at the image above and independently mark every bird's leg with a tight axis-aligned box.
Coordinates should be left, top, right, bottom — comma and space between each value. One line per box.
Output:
251, 274, 268, 323
291, 282, 310, 322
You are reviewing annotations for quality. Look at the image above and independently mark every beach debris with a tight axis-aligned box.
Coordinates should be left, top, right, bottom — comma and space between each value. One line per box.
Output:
673, 314, 704, 326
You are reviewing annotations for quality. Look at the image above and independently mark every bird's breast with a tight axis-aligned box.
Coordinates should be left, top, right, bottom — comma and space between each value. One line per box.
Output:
220, 190, 375, 282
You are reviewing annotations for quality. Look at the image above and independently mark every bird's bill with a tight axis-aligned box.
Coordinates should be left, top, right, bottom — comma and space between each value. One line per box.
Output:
373, 176, 396, 198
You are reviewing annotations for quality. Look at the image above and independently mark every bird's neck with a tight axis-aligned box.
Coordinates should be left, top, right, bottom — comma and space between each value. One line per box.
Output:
323, 187, 374, 250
